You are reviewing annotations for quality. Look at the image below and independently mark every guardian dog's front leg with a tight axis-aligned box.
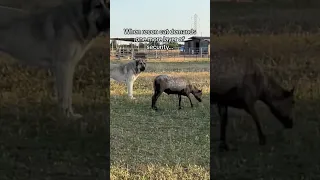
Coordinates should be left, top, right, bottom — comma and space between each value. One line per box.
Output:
54, 62, 82, 119
127, 78, 135, 100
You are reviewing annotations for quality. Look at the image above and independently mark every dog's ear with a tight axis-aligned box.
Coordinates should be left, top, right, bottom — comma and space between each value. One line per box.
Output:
135, 59, 140, 65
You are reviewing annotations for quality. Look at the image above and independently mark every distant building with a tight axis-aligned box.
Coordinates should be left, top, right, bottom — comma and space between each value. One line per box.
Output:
183, 36, 210, 55
179, 45, 185, 52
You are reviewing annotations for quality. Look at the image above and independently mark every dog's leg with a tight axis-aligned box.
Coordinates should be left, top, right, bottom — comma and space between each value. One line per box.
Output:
127, 77, 135, 100
54, 62, 82, 119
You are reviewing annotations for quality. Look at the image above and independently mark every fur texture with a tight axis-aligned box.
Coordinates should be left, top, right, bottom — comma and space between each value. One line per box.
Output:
211, 53, 295, 151
110, 59, 146, 99
151, 74, 202, 110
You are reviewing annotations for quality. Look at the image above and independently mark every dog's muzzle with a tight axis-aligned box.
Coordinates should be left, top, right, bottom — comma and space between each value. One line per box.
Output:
140, 66, 146, 71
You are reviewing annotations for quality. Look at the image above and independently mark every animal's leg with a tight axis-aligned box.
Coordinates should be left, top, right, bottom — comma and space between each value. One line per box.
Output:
218, 104, 229, 151
151, 90, 162, 110
244, 105, 266, 145
178, 94, 182, 109
186, 94, 193, 108
127, 78, 135, 100
54, 62, 82, 119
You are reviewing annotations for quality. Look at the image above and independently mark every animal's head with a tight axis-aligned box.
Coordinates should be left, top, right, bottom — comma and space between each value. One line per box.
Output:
192, 86, 202, 102
269, 87, 295, 129
135, 58, 147, 72
82, 0, 110, 33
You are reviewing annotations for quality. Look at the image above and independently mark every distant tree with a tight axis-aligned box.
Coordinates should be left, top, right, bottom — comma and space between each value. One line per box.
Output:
167, 42, 179, 48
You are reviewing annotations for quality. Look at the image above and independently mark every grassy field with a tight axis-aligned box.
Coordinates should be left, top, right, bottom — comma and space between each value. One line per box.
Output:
110, 58, 210, 179
0, 37, 109, 179
212, 1, 320, 179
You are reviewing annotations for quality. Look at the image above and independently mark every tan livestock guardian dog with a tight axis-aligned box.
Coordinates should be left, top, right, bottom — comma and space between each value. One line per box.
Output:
0, 0, 110, 119
110, 59, 146, 99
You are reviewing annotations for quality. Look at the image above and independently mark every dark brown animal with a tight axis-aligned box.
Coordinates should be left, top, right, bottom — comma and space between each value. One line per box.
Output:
152, 75, 202, 110
211, 55, 295, 151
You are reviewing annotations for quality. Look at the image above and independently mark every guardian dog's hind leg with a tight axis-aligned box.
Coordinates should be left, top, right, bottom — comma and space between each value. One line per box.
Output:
54, 62, 82, 119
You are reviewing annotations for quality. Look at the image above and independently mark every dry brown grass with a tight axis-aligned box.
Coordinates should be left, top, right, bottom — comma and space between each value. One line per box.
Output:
111, 164, 209, 180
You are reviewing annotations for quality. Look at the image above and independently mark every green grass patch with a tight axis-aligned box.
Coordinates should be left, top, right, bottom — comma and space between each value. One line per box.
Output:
110, 61, 210, 178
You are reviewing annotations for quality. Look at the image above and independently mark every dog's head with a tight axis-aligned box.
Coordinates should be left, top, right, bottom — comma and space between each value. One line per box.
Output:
82, 0, 110, 33
135, 58, 147, 73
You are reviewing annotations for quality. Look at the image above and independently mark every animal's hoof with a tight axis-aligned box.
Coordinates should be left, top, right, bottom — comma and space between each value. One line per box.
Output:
219, 142, 229, 152
259, 136, 267, 145
178, 107, 182, 110
152, 107, 158, 111
129, 96, 136, 100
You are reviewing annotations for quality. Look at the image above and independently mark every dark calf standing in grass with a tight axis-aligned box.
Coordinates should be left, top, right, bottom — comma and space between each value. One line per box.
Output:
211, 56, 295, 152
152, 75, 202, 110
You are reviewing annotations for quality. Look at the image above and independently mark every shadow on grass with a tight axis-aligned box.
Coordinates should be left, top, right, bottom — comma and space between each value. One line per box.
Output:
211, 99, 320, 179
